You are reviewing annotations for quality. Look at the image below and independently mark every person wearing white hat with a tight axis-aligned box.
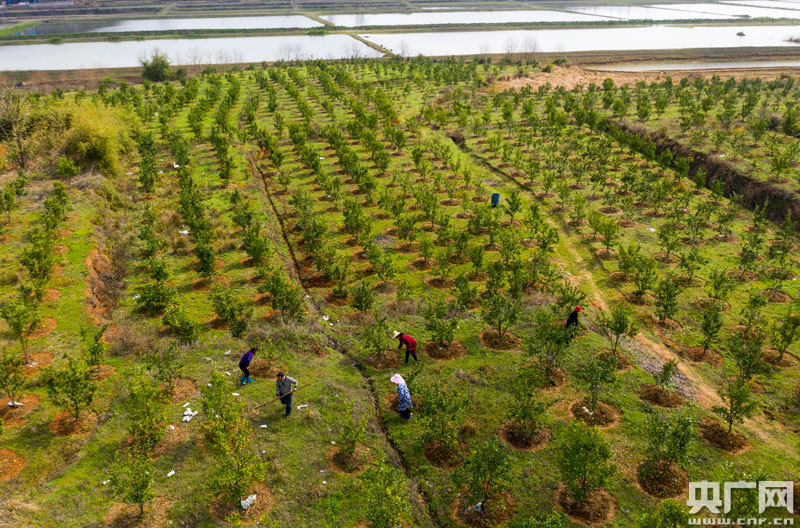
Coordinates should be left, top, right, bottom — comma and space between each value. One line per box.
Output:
392, 331, 418, 364
390, 373, 413, 420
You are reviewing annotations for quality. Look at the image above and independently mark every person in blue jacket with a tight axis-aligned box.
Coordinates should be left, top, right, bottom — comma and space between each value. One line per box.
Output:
239, 346, 257, 385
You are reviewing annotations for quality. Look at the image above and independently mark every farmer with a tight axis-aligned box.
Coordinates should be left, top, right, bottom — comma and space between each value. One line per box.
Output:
566, 306, 581, 330
390, 373, 413, 421
239, 346, 257, 385
276, 371, 298, 418
393, 331, 418, 364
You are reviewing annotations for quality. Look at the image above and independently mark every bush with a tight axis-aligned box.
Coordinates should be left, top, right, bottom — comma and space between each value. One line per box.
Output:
140, 52, 171, 82
0, 349, 25, 405
351, 281, 376, 312
454, 438, 510, 511
423, 299, 458, 346
556, 421, 616, 502
143, 341, 184, 395
62, 103, 133, 177
124, 376, 168, 453
162, 304, 199, 345
361, 466, 408, 528
211, 286, 252, 338
480, 292, 520, 338
109, 450, 155, 518
55, 156, 78, 178
43, 353, 97, 422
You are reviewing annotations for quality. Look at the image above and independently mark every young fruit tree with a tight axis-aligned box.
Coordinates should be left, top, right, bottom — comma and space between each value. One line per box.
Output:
480, 292, 520, 339
638, 500, 688, 528
654, 359, 678, 389
124, 376, 168, 453
80, 324, 108, 369
211, 286, 252, 338
423, 299, 459, 347
654, 273, 682, 324
639, 413, 694, 482
712, 376, 758, 435
598, 305, 639, 357
43, 353, 97, 423
454, 438, 511, 514
144, 341, 184, 396
726, 328, 767, 380
556, 421, 616, 502
0, 349, 25, 407
0, 289, 41, 365
108, 449, 155, 519
577, 354, 616, 412
526, 310, 571, 382
768, 305, 800, 363
361, 465, 408, 528
505, 367, 548, 446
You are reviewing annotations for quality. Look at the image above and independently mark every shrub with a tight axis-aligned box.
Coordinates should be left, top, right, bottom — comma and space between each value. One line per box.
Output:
361, 466, 408, 528
480, 292, 520, 338
211, 287, 252, 338
454, 438, 510, 512
124, 376, 168, 453
637, 500, 688, 528
351, 281, 376, 312
109, 450, 155, 518
162, 304, 199, 345
556, 421, 616, 502
55, 156, 78, 178
577, 354, 616, 412
526, 310, 571, 375
143, 341, 184, 395
136, 280, 174, 315
423, 299, 458, 346
712, 377, 758, 434
0, 349, 25, 405
62, 103, 133, 177
654, 359, 678, 388
418, 385, 466, 453
80, 324, 108, 368
1, 288, 41, 364
640, 413, 694, 479
140, 52, 171, 82
507, 367, 548, 442
598, 305, 639, 356
337, 400, 367, 462
260, 270, 303, 321
43, 353, 97, 422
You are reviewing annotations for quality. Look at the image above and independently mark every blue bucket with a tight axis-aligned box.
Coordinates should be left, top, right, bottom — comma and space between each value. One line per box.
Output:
491, 193, 501, 207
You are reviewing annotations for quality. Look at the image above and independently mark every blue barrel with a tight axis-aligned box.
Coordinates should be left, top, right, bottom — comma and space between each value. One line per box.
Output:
491, 193, 501, 207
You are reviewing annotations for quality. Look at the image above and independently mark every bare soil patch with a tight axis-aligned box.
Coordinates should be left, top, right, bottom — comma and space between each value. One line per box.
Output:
452, 490, 515, 528
699, 418, 750, 453
594, 248, 617, 261
27, 317, 57, 339
327, 444, 369, 474
409, 257, 433, 271
92, 364, 117, 381
103, 496, 173, 528
679, 346, 723, 365
209, 482, 273, 526
599, 350, 631, 371
725, 269, 760, 282
498, 421, 550, 452
152, 425, 190, 458
479, 330, 520, 351
763, 289, 792, 303
425, 276, 452, 289
167, 377, 199, 403
0, 394, 40, 427
22, 351, 53, 372
763, 350, 797, 368
570, 399, 620, 428
423, 341, 466, 360
363, 349, 403, 370
48, 410, 97, 436
423, 440, 461, 469
653, 252, 679, 264
638, 384, 684, 408
43, 288, 62, 304
0, 448, 25, 482
637, 462, 688, 498
554, 484, 617, 527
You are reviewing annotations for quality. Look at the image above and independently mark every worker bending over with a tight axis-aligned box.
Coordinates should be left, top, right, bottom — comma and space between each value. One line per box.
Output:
393, 330, 418, 364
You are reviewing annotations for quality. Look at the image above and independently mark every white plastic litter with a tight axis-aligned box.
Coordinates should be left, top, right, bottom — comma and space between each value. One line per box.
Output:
225, 371, 231, 376
241, 494, 257, 511
184, 408, 192, 415
132, 294, 141, 300
320, 469, 325, 473
178, 230, 189, 236
182, 415, 192, 422
204, 357, 212, 361
322, 315, 329, 321
646, 227, 656, 233
169, 425, 175, 430
473, 502, 483, 512
297, 404, 308, 409
329, 323, 334, 326
127, 172, 134, 176
154, 112, 159, 116
582, 406, 594, 416
319, 156, 325, 160
173, 163, 180, 169
158, 170, 163, 174
28, 362, 37, 367
232, 392, 240, 397
331, 441, 336, 445
322, 481, 327, 485
259, 424, 267, 428
182, 402, 190, 408
167, 470, 175, 478
224, 350, 231, 355
7, 401, 22, 408
102, 480, 110, 485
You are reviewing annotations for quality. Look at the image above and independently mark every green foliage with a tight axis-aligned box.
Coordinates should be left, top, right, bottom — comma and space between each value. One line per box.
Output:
654, 273, 682, 323
638, 500, 688, 528
361, 466, 408, 528
654, 359, 678, 388
726, 328, 767, 380
55, 156, 78, 179
124, 375, 168, 453
143, 342, 184, 395
43, 353, 97, 422
712, 377, 758, 434
507, 366, 548, 442
63, 103, 133, 177
140, 52, 171, 82
211, 286, 252, 338
109, 450, 155, 518
337, 400, 367, 460
454, 438, 510, 509
422, 299, 459, 346
0, 348, 25, 404
80, 324, 107, 368
556, 421, 616, 502
0, 289, 40, 364
641, 413, 694, 478
260, 269, 303, 321
480, 292, 520, 338
417, 385, 466, 452
526, 310, 571, 375
769, 304, 800, 361
699, 301, 723, 352
162, 304, 199, 345
351, 281, 376, 312
577, 354, 616, 411
598, 305, 639, 355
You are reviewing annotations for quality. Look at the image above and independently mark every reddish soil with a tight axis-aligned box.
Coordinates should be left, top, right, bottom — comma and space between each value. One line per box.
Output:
303, 274, 334, 289
409, 257, 433, 271
42, 288, 62, 304
327, 444, 369, 474
0, 449, 25, 482
763, 289, 792, 303
479, 330, 520, 351
209, 482, 273, 526
0, 394, 41, 427
599, 350, 631, 371
423, 440, 461, 469
192, 275, 230, 291
103, 496, 173, 528
699, 418, 750, 453
725, 269, 760, 282
325, 291, 350, 306
638, 384, 684, 408
653, 252, 679, 265
363, 349, 403, 370
423, 341, 467, 360
48, 410, 97, 436
763, 350, 797, 368
594, 248, 617, 261
425, 276, 452, 289
554, 485, 617, 527
22, 351, 54, 373
692, 298, 730, 312
92, 364, 117, 381
608, 271, 627, 283
637, 461, 689, 498
26, 317, 57, 339
544, 366, 567, 389
452, 490, 515, 528
570, 399, 621, 428
679, 346, 723, 366
152, 425, 190, 458
166, 377, 199, 403
498, 421, 550, 452
386, 392, 423, 414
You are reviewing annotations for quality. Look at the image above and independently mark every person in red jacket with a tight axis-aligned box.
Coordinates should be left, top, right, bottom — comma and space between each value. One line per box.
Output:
393, 331, 417, 364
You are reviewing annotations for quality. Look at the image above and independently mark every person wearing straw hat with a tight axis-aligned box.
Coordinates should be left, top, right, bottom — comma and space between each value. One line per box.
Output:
390, 373, 413, 421
393, 330, 417, 364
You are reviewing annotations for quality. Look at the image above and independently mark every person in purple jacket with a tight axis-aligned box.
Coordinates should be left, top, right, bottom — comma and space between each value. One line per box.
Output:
239, 346, 257, 385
